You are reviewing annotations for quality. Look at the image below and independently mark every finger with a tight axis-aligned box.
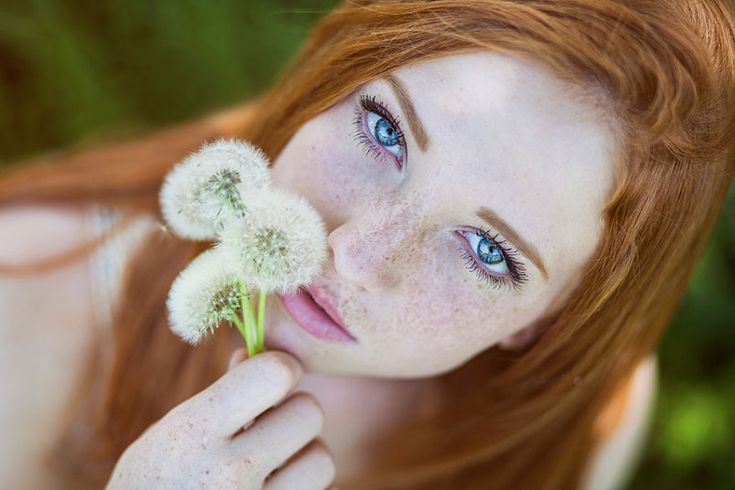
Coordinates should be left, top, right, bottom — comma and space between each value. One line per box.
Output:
228, 347, 249, 371
231, 392, 325, 479
230, 350, 255, 436
184, 350, 305, 437
263, 440, 337, 490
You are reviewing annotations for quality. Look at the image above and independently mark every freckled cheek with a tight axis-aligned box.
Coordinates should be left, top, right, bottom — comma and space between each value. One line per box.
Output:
393, 249, 491, 341
391, 246, 542, 356
292, 130, 383, 211
273, 139, 348, 215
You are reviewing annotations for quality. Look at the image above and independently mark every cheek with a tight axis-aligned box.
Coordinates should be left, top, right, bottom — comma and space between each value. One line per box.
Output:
387, 245, 493, 354
271, 121, 348, 204
270, 109, 387, 222
387, 241, 548, 366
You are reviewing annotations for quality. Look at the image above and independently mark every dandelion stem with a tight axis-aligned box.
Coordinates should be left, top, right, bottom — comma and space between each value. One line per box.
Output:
226, 309, 250, 351
257, 290, 266, 352
239, 281, 260, 356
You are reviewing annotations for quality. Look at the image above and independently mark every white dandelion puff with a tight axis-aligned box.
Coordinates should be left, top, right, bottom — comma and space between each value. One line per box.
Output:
166, 247, 246, 345
159, 138, 272, 241
216, 187, 328, 295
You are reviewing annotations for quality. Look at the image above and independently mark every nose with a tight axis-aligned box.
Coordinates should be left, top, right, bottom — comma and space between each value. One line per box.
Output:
327, 196, 425, 292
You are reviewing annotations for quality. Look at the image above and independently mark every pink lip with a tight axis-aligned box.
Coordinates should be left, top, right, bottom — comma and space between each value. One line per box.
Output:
277, 287, 357, 343
305, 285, 350, 331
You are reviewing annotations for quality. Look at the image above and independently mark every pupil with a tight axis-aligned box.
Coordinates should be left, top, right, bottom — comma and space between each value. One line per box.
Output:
478, 238, 503, 265
376, 118, 398, 146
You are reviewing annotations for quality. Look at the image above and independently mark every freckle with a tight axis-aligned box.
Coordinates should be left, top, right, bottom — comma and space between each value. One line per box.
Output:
208, 397, 214, 402
201, 443, 207, 449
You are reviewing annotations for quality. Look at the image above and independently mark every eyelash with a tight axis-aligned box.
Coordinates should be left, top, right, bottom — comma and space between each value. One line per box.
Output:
351, 93, 407, 168
457, 228, 529, 292
351, 91, 528, 292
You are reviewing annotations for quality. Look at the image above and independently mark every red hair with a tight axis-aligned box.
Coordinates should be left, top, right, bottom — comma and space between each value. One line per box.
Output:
1, 1, 734, 488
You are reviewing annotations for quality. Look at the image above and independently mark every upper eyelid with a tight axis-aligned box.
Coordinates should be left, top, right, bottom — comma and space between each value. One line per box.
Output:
455, 230, 513, 286
354, 93, 407, 170
470, 228, 530, 287
358, 92, 407, 147
464, 227, 521, 271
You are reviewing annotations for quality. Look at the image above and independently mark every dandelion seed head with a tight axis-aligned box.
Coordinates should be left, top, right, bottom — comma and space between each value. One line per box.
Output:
166, 248, 245, 345
159, 138, 272, 241
216, 187, 328, 295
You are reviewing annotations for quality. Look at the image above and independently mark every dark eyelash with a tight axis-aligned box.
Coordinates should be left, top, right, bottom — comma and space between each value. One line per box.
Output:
458, 227, 529, 292
351, 93, 407, 166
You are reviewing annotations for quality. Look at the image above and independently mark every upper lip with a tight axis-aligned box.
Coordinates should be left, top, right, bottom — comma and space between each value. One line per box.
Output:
304, 284, 353, 337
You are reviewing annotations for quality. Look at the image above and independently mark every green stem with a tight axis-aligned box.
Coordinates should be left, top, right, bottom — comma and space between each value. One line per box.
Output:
239, 281, 260, 356
225, 308, 251, 354
257, 290, 266, 352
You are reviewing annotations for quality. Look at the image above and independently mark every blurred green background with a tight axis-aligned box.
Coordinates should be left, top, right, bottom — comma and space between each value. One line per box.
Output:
1, 1, 733, 488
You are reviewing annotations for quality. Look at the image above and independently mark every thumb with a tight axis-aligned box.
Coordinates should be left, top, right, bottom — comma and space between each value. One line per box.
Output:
227, 347, 249, 371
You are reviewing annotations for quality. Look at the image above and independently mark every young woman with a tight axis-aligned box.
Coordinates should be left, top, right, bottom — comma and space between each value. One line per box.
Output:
1, 1, 733, 489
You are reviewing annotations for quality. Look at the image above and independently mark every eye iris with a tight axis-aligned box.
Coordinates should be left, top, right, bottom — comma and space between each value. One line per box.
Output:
374, 118, 399, 146
477, 237, 504, 265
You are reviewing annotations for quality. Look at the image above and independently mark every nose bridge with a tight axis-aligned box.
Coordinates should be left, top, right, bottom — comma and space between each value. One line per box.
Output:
328, 194, 426, 291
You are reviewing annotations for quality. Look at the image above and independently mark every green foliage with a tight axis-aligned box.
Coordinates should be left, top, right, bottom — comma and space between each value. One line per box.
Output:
0, 0, 339, 163
1, 2, 734, 488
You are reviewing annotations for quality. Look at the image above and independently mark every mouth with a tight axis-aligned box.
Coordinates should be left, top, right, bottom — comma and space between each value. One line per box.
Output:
277, 286, 358, 343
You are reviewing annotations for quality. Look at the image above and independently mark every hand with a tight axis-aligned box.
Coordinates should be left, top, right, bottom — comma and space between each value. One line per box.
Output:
106, 349, 337, 489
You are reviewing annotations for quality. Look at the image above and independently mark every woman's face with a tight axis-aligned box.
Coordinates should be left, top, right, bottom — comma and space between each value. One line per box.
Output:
263, 51, 619, 378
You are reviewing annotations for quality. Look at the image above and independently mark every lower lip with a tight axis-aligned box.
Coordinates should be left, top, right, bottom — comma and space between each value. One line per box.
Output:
278, 288, 358, 343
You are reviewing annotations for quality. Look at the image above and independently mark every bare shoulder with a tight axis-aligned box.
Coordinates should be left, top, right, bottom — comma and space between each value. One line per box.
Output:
0, 204, 99, 488
0, 205, 97, 331
0, 204, 93, 264
581, 353, 659, 490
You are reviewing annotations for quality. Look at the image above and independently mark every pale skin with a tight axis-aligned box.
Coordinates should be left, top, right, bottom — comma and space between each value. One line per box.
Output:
0, 51, 654, 489
264, 51, 620, 379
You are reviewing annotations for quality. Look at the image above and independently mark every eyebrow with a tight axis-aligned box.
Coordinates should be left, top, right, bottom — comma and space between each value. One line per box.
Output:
383, 74, 430, 152
476, 206, 549, 281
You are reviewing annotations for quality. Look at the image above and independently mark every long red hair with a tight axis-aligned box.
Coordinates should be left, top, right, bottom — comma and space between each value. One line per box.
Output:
1, 1, 734, 488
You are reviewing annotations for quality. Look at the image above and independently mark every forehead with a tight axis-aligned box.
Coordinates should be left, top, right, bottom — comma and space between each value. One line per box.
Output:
384, 51, 620, 271
389, 51, 619, 173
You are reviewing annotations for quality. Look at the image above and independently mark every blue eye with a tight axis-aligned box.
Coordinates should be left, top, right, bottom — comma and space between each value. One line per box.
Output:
352, 93, 406, 169
456, 228, 528, 291
366, 112, 402, 158
465, 230, 510, 275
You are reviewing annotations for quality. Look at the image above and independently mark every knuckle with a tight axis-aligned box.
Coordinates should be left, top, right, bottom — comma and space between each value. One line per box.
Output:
262, 351, 301, 388
292, 391, 323, 412
160, 403, 190, 431
310, 442, 337, 481
166, 403, 199, 431
161, 402, 211, 443
290, 393, 325, 430
245, 450, 266, 472
238, 445, 266, 472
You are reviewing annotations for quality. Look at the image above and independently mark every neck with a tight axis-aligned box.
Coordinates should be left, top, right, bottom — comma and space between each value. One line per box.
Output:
295, 370, 438, 482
